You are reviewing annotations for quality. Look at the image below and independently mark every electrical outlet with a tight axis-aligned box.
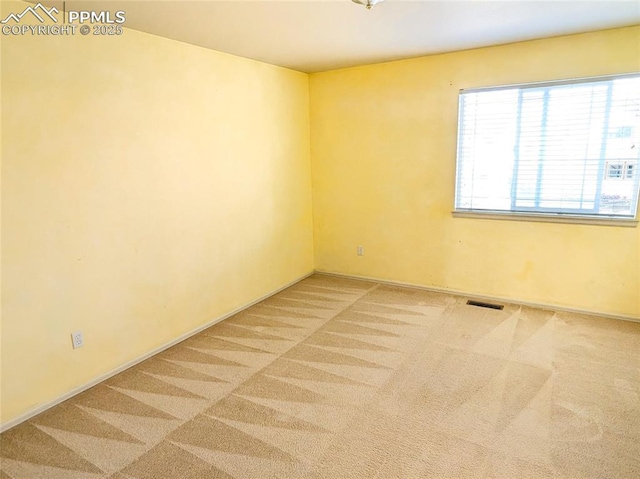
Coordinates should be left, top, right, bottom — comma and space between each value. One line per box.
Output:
357, 245, 364, 256
71, 330, 84, 349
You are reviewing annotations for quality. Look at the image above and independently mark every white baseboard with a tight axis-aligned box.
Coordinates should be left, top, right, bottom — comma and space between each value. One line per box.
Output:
0, 271, 314, 433
315, 270, 640, 323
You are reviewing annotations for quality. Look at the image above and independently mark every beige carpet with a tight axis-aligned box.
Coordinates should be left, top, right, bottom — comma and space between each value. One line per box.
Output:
1, 274, 639, 478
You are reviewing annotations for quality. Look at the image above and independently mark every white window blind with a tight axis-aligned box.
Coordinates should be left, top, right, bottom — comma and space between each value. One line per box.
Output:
455, 74, 640, 220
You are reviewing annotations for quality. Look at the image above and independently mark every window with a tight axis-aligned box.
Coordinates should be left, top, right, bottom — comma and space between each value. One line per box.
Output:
454, 74, 640, 221
606, 160, 636, 180
606, 162, 624, 179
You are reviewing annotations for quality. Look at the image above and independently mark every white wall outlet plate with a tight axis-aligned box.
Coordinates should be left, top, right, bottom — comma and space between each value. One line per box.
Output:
71, 330, 84, 349
357, 245, 364, 256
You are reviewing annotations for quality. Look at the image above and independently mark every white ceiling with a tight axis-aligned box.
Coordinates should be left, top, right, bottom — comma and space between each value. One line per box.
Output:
45, 1, 640, 72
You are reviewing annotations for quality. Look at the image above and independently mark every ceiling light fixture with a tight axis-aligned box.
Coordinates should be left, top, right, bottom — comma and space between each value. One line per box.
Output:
352, 0, 384, 10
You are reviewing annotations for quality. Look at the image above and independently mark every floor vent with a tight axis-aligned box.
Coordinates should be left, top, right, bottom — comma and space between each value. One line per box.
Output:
466, 300, 504, 310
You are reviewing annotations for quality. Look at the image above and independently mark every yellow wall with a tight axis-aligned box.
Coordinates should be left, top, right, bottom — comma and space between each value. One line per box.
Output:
310, 26, 640, 319
1, 2, 313, 423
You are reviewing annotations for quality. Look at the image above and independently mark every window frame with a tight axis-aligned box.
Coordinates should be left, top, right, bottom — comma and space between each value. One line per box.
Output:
453, 73, 640, 227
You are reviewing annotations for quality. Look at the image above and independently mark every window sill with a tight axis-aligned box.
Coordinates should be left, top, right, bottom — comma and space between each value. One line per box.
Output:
452, 210, 639, 227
